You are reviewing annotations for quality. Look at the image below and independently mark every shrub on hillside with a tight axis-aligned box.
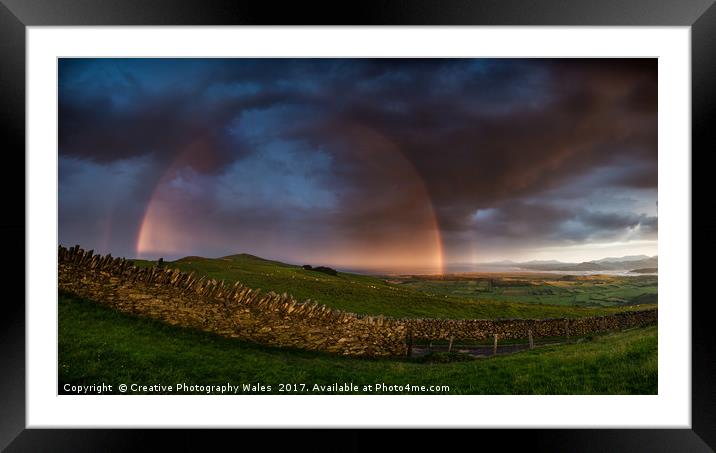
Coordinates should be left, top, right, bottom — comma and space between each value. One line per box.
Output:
302, 264, 338, 276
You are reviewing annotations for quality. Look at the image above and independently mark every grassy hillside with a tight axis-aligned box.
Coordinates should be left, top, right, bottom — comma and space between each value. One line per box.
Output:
59, 294, 657, 395
133, 255, 651, 319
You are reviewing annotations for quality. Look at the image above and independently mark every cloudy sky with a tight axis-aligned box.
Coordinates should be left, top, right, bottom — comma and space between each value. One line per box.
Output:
59, 58, 657, 273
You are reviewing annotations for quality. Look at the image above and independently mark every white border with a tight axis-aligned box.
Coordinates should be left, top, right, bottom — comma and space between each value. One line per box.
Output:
27, 26, 691, 428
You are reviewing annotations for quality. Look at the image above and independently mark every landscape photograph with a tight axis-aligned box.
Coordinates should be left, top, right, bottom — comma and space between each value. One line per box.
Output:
58, 57, 657, 395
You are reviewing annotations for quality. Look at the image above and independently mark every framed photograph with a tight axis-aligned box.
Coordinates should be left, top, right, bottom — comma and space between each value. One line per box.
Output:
4, 0, 713, 449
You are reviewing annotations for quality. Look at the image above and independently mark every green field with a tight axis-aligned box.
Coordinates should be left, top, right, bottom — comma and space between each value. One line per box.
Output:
132, 254, 655, 319
59, 294, 658, 395
395, 274, 658, 308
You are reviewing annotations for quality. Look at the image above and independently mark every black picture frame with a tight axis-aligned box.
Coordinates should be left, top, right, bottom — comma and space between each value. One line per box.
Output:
2, 0, 713, 450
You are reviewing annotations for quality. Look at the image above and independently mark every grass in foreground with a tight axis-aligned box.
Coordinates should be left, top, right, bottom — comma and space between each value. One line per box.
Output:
133, 254, 651, 319
59, 294, 657, 395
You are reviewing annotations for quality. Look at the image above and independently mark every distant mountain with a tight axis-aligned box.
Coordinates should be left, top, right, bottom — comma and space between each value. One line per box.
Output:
593, 255, 651, 264
483, 260, 518, 265
468, 255, 659, 272
517, 255, 657, 272
630, 268, 658, 274
599, 256, 657, 270
519, 261, 605, 271
476, 259, 561, 267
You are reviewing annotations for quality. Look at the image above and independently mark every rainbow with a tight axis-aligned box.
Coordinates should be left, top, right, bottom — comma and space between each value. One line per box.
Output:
136, 124, 445, 274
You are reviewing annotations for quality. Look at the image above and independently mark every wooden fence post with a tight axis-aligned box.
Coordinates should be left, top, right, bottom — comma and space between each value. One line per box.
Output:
448, 336, 454, 353
528, 329, 534, 349
406, 327, 413, 358
493, 334, 498, 355
565, 320, 570, 342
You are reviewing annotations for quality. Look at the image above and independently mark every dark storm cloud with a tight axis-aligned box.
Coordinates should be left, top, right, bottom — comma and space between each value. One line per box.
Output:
59, 58, 657, 261
327, 59, 657, 230
60, 62, 286, 173
466, 200, 657, 243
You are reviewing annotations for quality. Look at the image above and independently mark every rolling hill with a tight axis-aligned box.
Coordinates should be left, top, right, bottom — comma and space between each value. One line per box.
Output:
133, 253, 652, 320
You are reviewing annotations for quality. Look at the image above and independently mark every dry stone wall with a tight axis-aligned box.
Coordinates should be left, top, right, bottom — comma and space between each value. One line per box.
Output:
58, 245, 657, 357
58, 245, 406, 356
405, 309, 657, 342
